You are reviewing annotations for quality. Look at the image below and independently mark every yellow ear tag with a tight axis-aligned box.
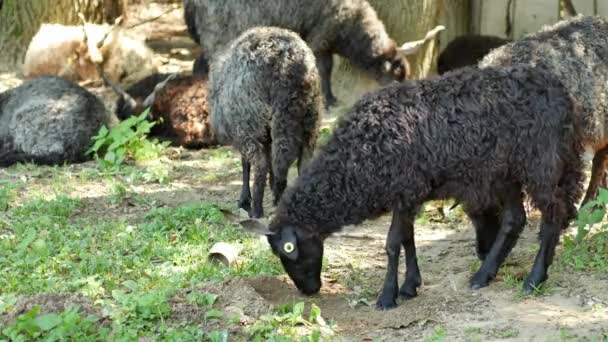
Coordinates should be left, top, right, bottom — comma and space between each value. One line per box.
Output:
283, 242, 295, 253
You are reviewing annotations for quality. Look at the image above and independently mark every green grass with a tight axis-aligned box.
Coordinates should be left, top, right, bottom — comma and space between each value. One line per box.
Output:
0, 194, 288, 340
425, 327, 447, 342
560, 190, 608, 272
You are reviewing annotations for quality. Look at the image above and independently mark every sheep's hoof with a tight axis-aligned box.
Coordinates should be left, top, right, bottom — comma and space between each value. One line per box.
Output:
399, 284, 418, 299
522, 273, 547, 295
399, 287, 417, 299
238, 199, 251, 212
399, 276, 421, 299
375, 296, 398, 310
470, 271, 492, 290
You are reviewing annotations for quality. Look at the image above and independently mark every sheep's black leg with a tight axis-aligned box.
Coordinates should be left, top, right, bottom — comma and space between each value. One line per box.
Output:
376, 209, 412, 310
399, 212, 421, 299
581, 146, 608, 206
471, 186, 526, 289
466, 206, 501, 261
316, 52, 337, 108
523, 217, 560, 293
271, 139, 299, 206
250, 153, 269, 218
238, 158, 252, 212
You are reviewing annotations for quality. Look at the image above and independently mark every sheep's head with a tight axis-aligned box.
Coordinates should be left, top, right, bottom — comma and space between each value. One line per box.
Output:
77, 14, 123, 78
240, 218, 324, 295
374, 25, 446, 83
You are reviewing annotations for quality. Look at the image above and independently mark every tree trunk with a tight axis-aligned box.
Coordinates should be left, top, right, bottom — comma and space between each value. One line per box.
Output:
0, 0, 128, 70
332, 0, 471, 108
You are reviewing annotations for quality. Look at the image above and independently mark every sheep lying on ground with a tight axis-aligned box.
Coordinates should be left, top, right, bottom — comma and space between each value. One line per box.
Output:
480, 16, 608, 206
112, 55, 214, 148
184, 0, 444, 107
23, 22, 157, 84
240, 65, 584, 310
210, 27, 322, 218
437, 34, 510, 74
0, 76, 113, 166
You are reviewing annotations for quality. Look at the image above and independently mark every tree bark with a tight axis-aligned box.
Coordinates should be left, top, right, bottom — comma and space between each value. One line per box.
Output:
0, 0, 127, 70
332, 0, 471, 108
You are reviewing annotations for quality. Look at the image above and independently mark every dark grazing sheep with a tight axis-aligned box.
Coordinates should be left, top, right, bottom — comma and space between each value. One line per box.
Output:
210, 27, 322, 218
240, 65, 584, 310
480, 16, 608, 207
183, 0, 444, 107
0, 76, 112, 166
111, 55, 215, 148
437, 34, 510, 74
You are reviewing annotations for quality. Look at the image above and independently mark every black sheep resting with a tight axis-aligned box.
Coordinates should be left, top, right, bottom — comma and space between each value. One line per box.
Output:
0, 76, 112, 166
241, 65, 584, 310
437, 34, 510, 74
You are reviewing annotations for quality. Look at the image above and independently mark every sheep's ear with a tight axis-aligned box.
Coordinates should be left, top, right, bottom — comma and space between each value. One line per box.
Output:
277, 226, 298, 261
239, 218, 275, 236
397, 25, 445, 56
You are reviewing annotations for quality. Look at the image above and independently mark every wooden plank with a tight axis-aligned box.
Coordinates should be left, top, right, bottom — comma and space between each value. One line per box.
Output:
475, 0, 512, 38
513, 0, 559, 38
571, 0, 595, 15
598, 0, 608, 17
439, 0, 472, 51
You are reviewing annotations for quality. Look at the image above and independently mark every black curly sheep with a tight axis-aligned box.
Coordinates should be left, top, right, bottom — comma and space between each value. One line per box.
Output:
210, 27, 322, 218
480, 15, 608, 207
0, 76, 112, 166
437, 34, 510, 74
241, 64, 584, 310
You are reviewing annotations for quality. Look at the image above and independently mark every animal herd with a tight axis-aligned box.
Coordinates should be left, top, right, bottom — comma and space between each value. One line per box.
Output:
1, 0, 607, 311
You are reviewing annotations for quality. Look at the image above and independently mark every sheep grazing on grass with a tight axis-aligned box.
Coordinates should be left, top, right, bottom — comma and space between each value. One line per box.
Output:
112, 55, 214, 148
480, 15, 608, 207
210, 27, 322, 218
240, 65, 584, 310
183, 0, 444, 107
437, 34, 510, 74
23, 21, 157, 84
0, 76, 113, 166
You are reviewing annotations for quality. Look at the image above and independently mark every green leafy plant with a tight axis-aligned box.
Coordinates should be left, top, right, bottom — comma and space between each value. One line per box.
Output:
0, 183, 16, 211
86, 109, 169, 170
562, 189, 608, 271
248, 302, 333, 341
1, 306, 108, 341
186, 292, 218, 307
111, 289, 172, 322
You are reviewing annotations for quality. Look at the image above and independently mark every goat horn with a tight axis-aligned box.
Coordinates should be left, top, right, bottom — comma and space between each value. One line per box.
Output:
142, 73, 177, 108
96, 15, 123, 49
397, 25, 446, 56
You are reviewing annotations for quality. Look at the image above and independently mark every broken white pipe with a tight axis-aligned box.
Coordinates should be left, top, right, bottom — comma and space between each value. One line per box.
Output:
208, 242, 241, 267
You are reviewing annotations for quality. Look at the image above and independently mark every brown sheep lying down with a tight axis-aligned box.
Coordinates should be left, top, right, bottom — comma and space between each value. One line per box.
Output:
112, 55, 215, 148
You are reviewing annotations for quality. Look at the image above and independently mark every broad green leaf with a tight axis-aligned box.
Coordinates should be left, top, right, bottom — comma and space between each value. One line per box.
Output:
33, 313, 62, 331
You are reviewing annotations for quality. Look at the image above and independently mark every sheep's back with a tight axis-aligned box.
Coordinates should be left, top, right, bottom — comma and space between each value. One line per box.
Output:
279, 65, 579, 229
480, 15, 608, 148
209, 27, 321, 152
186, 0, 347, 59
